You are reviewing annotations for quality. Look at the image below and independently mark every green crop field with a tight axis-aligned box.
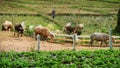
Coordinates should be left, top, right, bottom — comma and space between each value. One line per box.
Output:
0, 49, 120, 67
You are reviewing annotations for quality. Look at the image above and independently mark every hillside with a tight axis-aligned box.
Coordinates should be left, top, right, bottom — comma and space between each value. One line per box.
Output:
0, 0, 120, 34
0, 0, 119, 14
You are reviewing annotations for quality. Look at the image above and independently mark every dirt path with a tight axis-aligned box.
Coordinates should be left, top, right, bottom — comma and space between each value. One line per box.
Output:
0, 31, 119, 52
0, 31, 73, 52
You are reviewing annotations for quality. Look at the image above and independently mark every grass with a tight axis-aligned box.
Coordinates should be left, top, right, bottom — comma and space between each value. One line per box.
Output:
0, 0, 119, 35
0, 0, 119, 14
0, 15, 60, 31
55, 15, 117, 35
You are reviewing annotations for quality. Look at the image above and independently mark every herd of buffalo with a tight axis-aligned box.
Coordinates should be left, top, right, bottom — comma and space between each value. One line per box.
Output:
1, 20, 115, 46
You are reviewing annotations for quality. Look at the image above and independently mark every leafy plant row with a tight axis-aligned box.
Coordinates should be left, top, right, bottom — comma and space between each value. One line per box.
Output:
0, 49, 120, 68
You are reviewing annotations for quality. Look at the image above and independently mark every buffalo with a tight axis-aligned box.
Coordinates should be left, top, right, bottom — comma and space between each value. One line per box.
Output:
14, 22, 25, 37
64, 23, 84, 35
34, 25, 54, 42
1, 20, 13, 31
89, 33, 115, 47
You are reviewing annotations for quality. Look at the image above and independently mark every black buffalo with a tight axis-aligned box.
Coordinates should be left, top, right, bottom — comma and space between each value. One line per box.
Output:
64, 23, 84, 35
14, 22, 25, 37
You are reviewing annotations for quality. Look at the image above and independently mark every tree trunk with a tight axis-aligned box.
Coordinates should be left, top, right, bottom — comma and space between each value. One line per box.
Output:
114, 9, 120, 34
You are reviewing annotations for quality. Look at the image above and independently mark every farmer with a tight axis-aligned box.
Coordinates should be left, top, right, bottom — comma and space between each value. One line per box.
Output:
51, 8, 56, 19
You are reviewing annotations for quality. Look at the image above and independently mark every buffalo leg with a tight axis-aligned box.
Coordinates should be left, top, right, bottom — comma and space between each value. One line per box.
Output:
14, 32, 16, 36
51, 36, 54, 42
100, 41, 103, 47
1, 25, 4, 31
14, 31, 17, 37
49, 36, 54, 43
17, 33, 19, 37
89, 40, 94, 47
20, 33, 22, 37
105, 41, 108, 47
35, 33, 37, 40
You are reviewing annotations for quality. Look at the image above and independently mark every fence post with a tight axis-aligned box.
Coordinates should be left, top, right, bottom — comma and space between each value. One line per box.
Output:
73, 34, 77, 51
109, 28, 113, 49
37, 35, 40, 51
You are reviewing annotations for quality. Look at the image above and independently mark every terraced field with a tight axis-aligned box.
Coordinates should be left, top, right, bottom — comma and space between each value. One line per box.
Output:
0, 0, 119, 34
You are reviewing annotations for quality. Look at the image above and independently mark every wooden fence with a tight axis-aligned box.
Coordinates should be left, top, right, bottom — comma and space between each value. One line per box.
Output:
55, 34, 120, 46
36, 34, 120, 51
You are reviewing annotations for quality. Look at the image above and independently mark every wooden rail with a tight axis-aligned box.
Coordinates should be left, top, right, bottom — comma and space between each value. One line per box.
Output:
55, 34, 120, 45
55, 34, 120, 39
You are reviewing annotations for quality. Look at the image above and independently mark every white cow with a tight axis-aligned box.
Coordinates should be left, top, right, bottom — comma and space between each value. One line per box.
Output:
2, 20, 13, 31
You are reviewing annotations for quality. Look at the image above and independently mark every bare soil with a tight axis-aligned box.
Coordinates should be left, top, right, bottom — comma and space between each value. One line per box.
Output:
0, 31, 119, 52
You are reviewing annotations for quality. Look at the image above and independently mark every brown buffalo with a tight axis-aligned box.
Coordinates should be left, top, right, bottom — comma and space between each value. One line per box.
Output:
89, 33, 115, 47
34, 25, 54, 42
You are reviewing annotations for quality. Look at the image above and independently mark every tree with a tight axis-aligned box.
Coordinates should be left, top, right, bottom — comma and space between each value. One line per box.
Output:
114, 9, 120, 34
